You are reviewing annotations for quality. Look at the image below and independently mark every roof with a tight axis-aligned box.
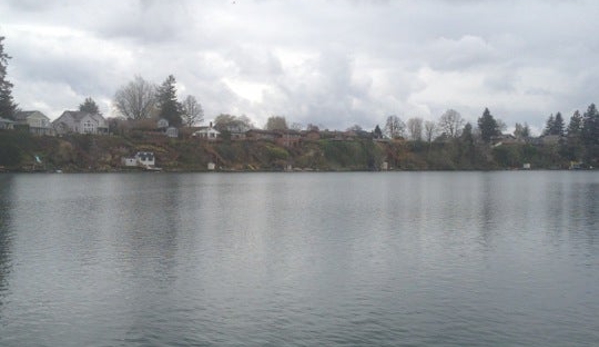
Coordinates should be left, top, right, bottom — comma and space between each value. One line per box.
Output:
56, 110, 106, 124
197, 126, 219, 131
60, 110, 93, 121
14, 110, 49, 121
135, 152, 155, 161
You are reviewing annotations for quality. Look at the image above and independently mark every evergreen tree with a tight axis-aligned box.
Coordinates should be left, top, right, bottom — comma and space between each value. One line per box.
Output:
79, 97, 101, 115
565, 110, 584, 161
581, 104, 599, 165
543, 114, 555, 135
373, 125, 382, 139
552, 112, 565, 136
543, 112, 566, 136
156, 75, 182, 127
567, 110, 583, 137
0, 36, 17, 120
459, 122, 476, 165
582, 104, 599, 145
477, 108, 500, 143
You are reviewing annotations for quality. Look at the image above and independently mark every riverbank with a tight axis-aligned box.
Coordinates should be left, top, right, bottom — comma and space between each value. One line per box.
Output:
0, 130, 576, 173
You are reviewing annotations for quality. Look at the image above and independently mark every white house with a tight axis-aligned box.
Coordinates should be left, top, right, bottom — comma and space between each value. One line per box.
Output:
135, 152, 155, 167
155, 118, 179, 138
157, 118, 169, 130
122, 157, 137, 167
122, 152, 156, 168
0, 117, 14, 130
14, 111, 54, 135
165, 127, 179, 138
53, 111, 108, 135
192, 124, 220, 140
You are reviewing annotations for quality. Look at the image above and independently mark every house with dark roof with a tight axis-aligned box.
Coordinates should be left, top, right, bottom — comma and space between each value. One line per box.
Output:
14, 111, 54, 135
122, 152, 156, 168
53, 111, 108, 135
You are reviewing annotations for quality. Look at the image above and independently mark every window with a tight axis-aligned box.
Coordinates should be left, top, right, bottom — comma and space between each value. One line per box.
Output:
83, 120, 95, 133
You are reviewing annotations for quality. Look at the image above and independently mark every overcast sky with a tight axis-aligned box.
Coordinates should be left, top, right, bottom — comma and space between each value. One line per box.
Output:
2, 0, 599, 133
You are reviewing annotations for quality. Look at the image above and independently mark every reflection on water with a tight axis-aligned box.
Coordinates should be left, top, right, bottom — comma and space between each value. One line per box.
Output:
0, 172, 598, 346
0, 175, 14, 298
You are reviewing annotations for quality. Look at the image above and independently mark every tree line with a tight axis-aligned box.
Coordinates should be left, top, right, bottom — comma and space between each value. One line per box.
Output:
113, 75, 203, 128
1, 35, 599, 167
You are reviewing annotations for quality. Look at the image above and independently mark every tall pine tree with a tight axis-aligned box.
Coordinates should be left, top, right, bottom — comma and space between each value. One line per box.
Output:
477, 108, 500, 143
543, 114, 555, 135
581, 104, 599, 165
0, 36, 17, 120
565, 110, 584, 161
156, 75, 182, 127
553, 112, 565, 136
567, 110, 583, 137
544, 112, 566, 136
582, 104, 599, 146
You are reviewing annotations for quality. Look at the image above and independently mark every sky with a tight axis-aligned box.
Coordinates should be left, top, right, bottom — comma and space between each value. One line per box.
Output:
1, 0, 599, 134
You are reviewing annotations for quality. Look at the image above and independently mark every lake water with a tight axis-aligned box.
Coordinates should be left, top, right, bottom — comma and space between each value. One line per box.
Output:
0, 171, 598, 346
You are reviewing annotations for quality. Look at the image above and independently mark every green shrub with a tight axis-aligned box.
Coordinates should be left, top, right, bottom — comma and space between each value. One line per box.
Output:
266, 145, 289, 161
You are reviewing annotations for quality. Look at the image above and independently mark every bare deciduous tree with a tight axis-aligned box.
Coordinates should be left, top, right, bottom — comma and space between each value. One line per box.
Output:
181, 95, 204, 127
384, 115, 405, 139
214, 114, 253, 133
113, 75, 157, 120
406, 117, 424, 141
424, 120, 437, 143
438, 109, 464, 138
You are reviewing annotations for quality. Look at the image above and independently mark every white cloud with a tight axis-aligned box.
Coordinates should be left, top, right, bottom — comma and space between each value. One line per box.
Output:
1, 0, 599, 131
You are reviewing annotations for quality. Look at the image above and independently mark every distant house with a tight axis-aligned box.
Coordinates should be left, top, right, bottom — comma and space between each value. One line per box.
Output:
156, 118, 179, 138
122, 152, 156, 168
165, 127, 179, 138
53, 111, 108, 135
246, 129, 277, 141
275, 130, 302, 148
540, 134, 562, 146
0, 117, 14, 130
229, 129, 247, 139
302, 129, 321, 141
157, 118, 169, 130
244, 129, 302, 147
135, 152, 155, 167
14, 111, 54, 135
122, 157, 137, 167
193, 124, 220, 140
491, 134, 523, 146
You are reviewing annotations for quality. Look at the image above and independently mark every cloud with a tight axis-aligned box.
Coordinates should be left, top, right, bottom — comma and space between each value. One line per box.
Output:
427, 35, 498, 71
1, 0, 599, 132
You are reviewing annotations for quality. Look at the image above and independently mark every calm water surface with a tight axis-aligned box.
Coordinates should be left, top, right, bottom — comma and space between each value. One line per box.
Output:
0, 171, 598, 346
